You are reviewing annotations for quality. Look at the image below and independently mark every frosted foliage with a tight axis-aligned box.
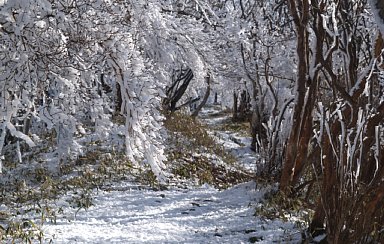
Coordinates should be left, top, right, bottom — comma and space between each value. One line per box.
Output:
205, 0, 296, 110
143, 1, 210, 102
108, 34, 167, 180
0, 0, 298, 178
0, 0, 167, 178
369, 0, 384, 34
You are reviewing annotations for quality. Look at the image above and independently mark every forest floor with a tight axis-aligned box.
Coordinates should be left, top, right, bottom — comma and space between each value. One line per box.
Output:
42, 182, 302, 243
1, 105, 305, 243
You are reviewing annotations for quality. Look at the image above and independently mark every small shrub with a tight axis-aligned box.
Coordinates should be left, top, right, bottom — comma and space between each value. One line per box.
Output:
254, 188, 313, 227
0, 220, 45, 243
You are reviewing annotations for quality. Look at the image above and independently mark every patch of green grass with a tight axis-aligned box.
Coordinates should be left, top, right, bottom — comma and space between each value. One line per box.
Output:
135, 169, 159, 188
164, 112, 217, 146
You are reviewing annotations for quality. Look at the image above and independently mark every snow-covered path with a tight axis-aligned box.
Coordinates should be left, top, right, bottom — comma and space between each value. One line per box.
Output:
41, 107, 301, 243
43, 182, 300, 243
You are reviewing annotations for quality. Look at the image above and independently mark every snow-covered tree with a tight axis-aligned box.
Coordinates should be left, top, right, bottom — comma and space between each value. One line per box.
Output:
0, 0, 169, 179
278, 0, 383, 242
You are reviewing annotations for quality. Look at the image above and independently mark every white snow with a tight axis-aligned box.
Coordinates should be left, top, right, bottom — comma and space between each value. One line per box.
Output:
33, 105, 302, 243
42, 182, 301, 243
198, 106, 258, 172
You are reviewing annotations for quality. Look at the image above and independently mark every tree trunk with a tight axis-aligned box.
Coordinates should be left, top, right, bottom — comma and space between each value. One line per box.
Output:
250, 108, 261, 152
214, 92, 218, 104
233, 91, 238, 121
163, 68, 194, 112
280, 0, 312, 194
237, 90, 250, 121
115, 82, 122, 114
191, 75, 211, 118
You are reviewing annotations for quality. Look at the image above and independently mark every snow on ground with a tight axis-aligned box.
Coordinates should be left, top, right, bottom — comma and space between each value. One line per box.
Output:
40, 106, 302, 243
198, 106, 258, 172
209, 130, 257, 172
43, 182, 301, 243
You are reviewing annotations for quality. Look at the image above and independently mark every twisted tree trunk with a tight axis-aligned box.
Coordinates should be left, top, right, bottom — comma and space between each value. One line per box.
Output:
279, 0, 313, 194
191, 74, 211, 118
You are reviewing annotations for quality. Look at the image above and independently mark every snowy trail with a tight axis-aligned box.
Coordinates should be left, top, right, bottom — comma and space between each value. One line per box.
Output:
199, 106, 258, 172
41, 107, 301, 243
43, 182, 299, 243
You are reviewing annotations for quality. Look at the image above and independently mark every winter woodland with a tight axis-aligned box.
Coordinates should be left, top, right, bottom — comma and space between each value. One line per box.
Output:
0, 0, 383, 243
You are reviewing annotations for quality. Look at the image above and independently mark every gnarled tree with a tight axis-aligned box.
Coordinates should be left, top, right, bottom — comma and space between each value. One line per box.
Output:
280, 0, 384, 242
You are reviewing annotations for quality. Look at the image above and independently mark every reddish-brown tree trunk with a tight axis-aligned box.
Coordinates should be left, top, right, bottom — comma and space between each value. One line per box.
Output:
280, 0, 312, 194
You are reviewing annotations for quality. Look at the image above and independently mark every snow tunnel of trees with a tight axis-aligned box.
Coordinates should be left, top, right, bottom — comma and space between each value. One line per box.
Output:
0, 0, 383, 242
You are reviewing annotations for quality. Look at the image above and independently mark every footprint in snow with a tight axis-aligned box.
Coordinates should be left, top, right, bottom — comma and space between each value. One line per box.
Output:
191, 202, 200, 207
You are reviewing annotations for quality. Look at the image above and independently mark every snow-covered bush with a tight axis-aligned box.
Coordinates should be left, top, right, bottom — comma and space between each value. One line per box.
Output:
0, 0, 168, 180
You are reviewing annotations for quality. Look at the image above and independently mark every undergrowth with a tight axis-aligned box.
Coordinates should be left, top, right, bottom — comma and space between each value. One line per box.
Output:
252, 184, 315, 242
0, 141, 138, 242
216, 118, 250, 137
0, 108, 255, 241
164, 111, 252, 189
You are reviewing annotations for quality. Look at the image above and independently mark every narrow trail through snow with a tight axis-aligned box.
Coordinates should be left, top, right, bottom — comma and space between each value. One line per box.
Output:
44, 182, 299, 243
42, 107, 301, 243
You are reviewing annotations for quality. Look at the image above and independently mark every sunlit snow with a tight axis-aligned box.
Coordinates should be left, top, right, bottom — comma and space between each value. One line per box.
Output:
43, 182, 300, 243
41, 107, 301, 243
